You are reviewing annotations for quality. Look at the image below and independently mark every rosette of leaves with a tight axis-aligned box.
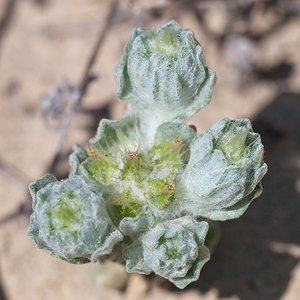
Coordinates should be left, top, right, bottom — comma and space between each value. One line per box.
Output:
178, 118, 268, 220
27, 21, 267, 289
115, 20, 216, 123
70, 114, 196, 221
28, 174, 123, 263
121, 215, 210, 289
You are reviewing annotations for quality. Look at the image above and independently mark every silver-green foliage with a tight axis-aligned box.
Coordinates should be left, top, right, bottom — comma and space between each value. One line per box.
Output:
28, 174, 122, 264
28, 21, 267, 288
115, 20, 216, 125
121, 215, 210, 289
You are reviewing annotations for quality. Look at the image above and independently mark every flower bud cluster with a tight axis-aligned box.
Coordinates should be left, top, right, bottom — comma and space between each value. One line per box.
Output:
28, 21, 267, 288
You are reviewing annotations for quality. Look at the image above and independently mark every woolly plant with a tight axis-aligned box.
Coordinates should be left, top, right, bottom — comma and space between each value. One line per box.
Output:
28, 21, 267, 289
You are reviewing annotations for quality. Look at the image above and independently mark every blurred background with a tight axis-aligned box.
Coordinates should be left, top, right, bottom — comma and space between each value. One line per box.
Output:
0, 0, 300, 299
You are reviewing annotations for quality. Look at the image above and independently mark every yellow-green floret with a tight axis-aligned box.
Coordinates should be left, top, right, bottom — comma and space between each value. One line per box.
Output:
87, 138, 186, 218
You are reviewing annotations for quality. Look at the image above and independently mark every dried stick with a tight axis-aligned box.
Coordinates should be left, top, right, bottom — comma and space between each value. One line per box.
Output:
0, 0, 119, 227
0, 0, 16, 49
0, 156, 31, 189
48, 0, 119, 174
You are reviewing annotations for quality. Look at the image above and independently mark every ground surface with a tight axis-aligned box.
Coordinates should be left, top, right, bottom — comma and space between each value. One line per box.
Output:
0, 0, 300, 299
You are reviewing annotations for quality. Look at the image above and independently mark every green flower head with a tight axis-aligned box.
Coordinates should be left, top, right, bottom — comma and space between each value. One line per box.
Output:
28, 174, 122, 264
115, 21, 216, 121
122, 216, 210, 289
180, 118, 267, 220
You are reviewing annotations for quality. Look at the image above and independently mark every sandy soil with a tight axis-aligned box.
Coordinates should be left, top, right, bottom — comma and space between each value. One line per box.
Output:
0, 1, 300, 299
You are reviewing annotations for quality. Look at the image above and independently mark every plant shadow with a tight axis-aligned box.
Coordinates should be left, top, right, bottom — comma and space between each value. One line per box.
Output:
183, 92, 300, 300
52, 92, 300, 300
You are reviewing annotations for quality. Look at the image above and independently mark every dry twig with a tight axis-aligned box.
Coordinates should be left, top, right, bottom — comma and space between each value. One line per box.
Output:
0, 0, 16, 50
0, 0, 119, 227
48, 0, 119, 174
